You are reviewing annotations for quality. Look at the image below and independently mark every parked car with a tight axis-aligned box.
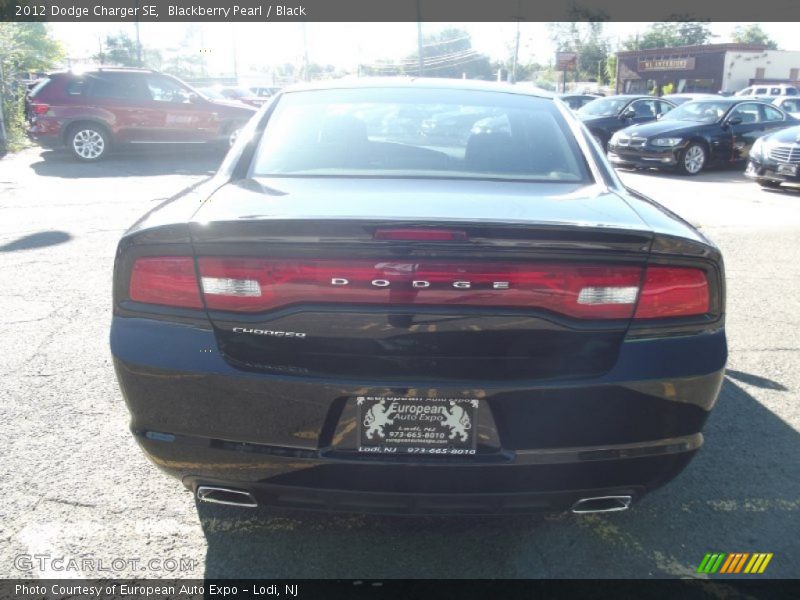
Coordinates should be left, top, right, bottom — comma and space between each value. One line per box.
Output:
420, 106, 497, 143
735, 84, 799, 99
745, 124, 800, 188
663, 93, 720, 106
210, 85, 269, 107
772, 97, 800, 119
111, 78, 727, 515
27, 68, 257, 161
577, 95, 676, 150
558, 93, 602, 111
250, 86, 281, 98
607, 98, 797, 175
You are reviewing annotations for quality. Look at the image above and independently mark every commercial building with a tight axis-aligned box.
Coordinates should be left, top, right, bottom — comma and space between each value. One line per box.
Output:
615, 43, 800, 95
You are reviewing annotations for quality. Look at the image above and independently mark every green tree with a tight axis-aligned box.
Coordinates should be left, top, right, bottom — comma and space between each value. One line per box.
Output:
623, 22, 714, 50
0, 22, 64, 73
0, 23, 64, 152
605, 54, 617, 89
732, 24, 779, 50
406, 28, 494, 80
548, 22, 610, 83
94, 31, 162, 69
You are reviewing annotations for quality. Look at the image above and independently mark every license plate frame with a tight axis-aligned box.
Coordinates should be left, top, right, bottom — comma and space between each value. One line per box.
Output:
356, 396, 478, 456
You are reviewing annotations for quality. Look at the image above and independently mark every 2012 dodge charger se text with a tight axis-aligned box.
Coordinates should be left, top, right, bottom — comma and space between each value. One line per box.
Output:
111, 79, 727, 515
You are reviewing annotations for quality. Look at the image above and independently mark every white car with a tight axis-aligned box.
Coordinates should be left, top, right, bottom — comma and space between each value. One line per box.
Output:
772, 96, 800, 119
736, 84, 800, 99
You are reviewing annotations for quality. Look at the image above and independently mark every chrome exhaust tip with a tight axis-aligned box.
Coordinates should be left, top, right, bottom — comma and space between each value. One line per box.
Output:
196, 486, 258, 508
571, 495, 632, 514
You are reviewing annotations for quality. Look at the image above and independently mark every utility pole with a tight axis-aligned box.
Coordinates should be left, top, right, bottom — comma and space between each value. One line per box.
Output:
231, 24, 239, 82
416, 0, 424, 76
511, 18, 521, 83
134, 0, 142, 66
302, 23, 310, 81
0, 59, 7, 154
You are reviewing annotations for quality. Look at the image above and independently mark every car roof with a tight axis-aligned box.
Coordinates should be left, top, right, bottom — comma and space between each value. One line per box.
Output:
599, 94, 653, 100
280, 77, 556, 99
665, 93, 717, 97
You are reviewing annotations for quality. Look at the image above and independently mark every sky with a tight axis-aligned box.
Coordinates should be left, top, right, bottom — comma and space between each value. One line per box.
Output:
49, 22, 800, 80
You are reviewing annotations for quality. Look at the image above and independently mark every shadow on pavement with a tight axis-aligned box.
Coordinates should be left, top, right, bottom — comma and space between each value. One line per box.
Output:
617, 164, 752, 184
29, 146, 224, 179
0, 230, 72, 252
196, 378, 798, 579
725, 369, 788, 391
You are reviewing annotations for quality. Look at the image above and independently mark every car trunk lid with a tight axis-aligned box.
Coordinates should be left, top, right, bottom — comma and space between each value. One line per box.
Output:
189, 177, 654, 381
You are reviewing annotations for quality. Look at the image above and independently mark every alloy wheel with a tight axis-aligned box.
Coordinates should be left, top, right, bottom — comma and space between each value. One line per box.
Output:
683, 144, 706, 175
72, 129, 106, 160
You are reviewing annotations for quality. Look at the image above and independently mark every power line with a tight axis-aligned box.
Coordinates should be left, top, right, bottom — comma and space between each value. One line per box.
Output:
360, 49, 481, 70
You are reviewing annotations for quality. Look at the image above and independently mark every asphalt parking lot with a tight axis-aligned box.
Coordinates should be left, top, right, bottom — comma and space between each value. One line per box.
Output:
0, 148, 798, 580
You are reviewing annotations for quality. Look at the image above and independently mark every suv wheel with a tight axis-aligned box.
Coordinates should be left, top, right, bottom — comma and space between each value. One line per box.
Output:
225, 121, 247, 147
68, 125, 109, 161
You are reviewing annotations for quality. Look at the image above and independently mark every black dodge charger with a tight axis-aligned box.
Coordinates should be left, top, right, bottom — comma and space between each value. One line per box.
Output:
111, 79, 727, 515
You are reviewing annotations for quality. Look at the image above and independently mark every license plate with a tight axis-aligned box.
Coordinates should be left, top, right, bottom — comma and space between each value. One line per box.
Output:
777, 164, 798, 176
357, 396, 478, 456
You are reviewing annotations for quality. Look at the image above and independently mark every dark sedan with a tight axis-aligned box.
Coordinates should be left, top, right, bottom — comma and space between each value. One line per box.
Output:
745, 124, 800, 188
607, 98, 797, 175
111, 79, 726, 516
559, 93, 602, 111
577, 95, 676, 150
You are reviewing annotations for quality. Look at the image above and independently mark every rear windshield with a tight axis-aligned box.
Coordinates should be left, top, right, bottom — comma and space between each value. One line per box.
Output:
250, 87, 590, 182
29, 78, 51, 98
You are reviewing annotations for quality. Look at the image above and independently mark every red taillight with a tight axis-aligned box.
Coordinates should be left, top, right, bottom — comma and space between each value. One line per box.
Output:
129, 257, 203, 309
374, 228, 468, 242
634, 266, 709, 319
30, 103, 50, 115
197, 258, 644, 319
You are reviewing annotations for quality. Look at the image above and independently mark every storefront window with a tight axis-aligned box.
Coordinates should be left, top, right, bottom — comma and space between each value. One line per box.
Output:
677, 79, 716, 93
624, 79, 657, 94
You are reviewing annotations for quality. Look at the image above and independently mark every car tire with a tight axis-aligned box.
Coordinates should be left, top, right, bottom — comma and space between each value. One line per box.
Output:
67, 123, 110, 162
224, 121, 247, 148
757, 179, 781, 188
678, 142, 707, 176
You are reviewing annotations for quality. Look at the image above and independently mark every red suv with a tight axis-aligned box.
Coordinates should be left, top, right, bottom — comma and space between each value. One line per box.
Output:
27, 68, 258, 161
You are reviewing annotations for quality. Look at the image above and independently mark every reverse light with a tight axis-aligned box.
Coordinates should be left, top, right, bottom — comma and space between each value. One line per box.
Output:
201, 277, 261, 297
129, 257, 203, 309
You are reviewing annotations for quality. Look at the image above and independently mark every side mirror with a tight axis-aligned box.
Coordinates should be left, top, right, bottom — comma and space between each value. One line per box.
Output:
726, 116, 743, 127
621, 108, 636, 119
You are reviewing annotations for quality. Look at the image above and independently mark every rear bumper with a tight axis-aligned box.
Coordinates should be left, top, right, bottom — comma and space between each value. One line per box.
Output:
27, 118, 63, 148
111, 316, 726, 513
